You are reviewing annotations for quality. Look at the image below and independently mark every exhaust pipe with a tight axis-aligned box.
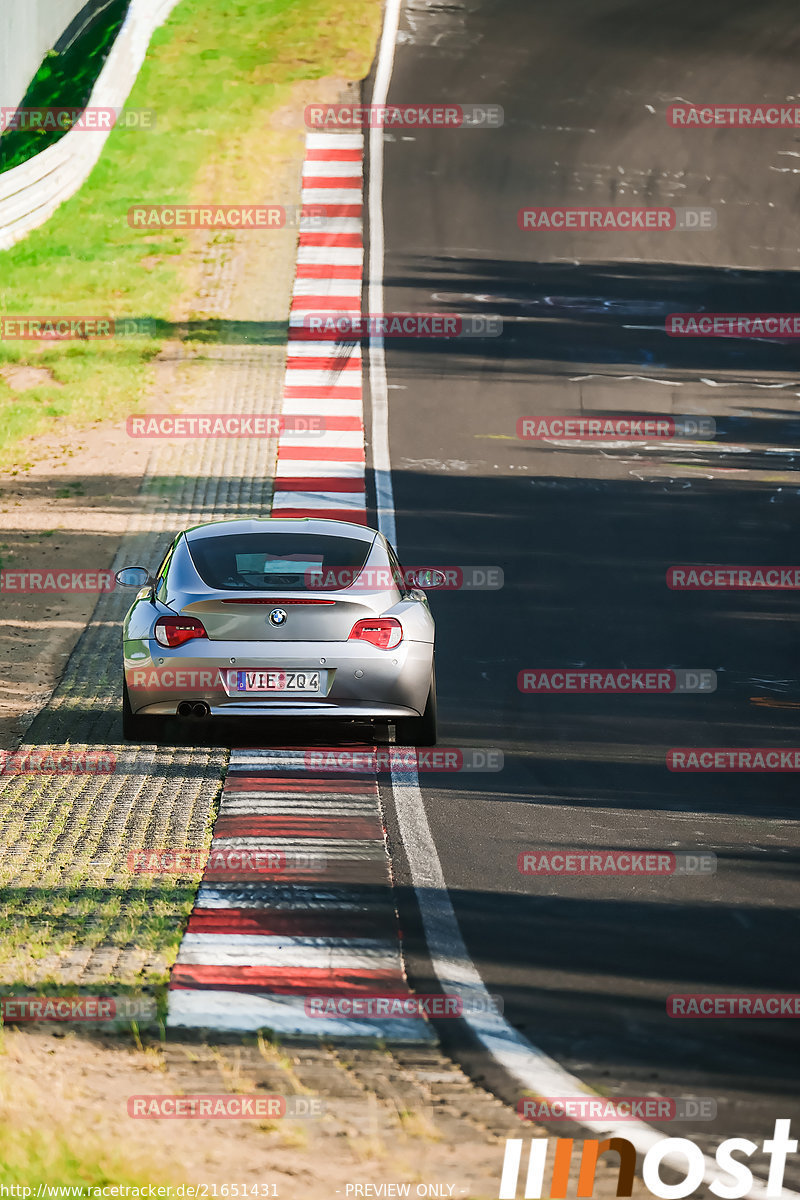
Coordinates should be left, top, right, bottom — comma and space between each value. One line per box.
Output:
177, 701, 210, 718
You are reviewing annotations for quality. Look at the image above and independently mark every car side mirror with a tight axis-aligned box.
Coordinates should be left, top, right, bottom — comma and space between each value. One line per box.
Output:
115, 566, 153, 588
408, 568, 447, 589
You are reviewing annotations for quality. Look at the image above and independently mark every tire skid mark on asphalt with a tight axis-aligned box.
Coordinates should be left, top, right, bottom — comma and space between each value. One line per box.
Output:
166, 130, 434, 1040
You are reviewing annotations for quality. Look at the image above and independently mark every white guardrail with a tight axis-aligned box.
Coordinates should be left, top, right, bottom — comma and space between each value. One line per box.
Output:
0, 0, 180, 251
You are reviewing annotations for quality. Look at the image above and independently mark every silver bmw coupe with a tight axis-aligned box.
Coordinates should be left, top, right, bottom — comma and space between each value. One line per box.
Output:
116, 517, 438, 744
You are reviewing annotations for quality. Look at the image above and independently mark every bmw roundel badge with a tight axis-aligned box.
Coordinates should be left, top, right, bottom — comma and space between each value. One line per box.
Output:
269, 608, 287, 627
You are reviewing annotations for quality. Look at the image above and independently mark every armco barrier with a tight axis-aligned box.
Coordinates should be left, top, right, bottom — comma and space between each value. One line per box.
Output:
1, 1, 88, 119
0, 0, 179, 251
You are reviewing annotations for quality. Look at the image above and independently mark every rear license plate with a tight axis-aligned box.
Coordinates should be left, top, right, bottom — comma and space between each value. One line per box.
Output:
232, 669, 321, 693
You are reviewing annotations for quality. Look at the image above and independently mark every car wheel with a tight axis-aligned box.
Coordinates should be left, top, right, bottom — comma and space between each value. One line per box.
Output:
122, 680, 163, 743
394, 666, 437, 747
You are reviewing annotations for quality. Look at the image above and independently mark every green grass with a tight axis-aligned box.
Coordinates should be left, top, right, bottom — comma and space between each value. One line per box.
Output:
0, 0, 382, 471
0, 1123, 173, 1191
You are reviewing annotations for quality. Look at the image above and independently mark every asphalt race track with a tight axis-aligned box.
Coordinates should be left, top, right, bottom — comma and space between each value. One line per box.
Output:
367, 0, 800, 1179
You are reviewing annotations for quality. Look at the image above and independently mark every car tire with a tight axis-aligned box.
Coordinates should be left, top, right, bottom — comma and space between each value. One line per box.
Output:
394, 666, 437, 747
122, 680, 163, 743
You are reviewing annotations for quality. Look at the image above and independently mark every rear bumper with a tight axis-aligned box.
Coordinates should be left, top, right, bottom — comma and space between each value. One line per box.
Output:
123, 637, 433, 719
137, 700, 419, 719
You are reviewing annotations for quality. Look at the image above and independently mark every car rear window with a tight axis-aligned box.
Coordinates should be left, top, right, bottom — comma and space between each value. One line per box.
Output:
185, 532, 374, 591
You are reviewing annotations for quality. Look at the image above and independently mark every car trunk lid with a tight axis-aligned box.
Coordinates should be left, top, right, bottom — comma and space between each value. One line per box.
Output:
180, 593, 385, 642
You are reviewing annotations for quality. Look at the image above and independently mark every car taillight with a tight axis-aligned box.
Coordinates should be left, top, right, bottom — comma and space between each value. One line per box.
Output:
154, 616, 208, 648
348, 617, 403, 650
